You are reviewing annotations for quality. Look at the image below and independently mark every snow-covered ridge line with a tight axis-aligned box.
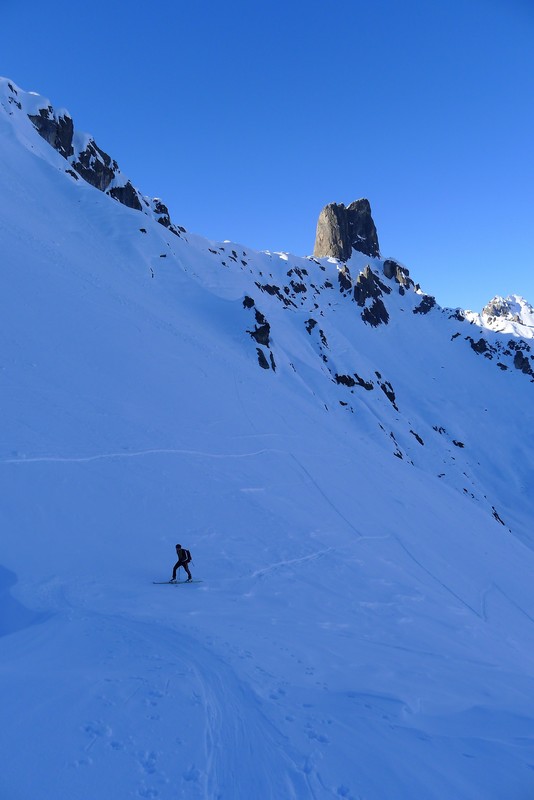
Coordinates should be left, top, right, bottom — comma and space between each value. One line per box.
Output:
0, 77, 186, 238
464, 294, 534, 340
1, 75, 532, 368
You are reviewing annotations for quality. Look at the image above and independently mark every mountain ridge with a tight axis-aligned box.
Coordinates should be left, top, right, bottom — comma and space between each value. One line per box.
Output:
0, 77, 186, 237
1, 76, 534, 799
1, 75, 533, 530
1, 76, 530, 338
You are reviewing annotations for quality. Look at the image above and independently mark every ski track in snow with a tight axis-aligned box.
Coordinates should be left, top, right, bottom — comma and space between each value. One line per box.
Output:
44, 611, 325, 799
289, 453, 365, 539
392, 533, 483, 619
250, 548, 334, 578
0, 446, 288, 466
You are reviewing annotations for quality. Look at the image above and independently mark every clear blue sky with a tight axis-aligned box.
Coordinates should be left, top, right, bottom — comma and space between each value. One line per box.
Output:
3, 0, 533, 309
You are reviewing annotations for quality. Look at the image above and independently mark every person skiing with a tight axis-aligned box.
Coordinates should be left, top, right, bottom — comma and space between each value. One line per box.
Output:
170, 543, 192, 582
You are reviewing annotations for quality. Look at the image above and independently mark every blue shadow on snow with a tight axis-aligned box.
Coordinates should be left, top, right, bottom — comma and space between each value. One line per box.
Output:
0, 565, 47, 637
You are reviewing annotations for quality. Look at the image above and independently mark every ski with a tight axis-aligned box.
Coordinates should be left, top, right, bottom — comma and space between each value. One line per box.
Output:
153, 580, 203, 585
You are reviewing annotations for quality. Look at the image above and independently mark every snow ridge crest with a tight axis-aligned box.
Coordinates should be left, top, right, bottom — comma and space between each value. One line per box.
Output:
0, 77, 185, 238
465, 294, 534, 339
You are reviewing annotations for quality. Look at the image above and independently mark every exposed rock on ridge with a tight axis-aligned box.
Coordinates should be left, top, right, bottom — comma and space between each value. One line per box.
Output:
28, 106, 74, 159
464, 294, 534, 340
1, 79, 184, 237
313, 199, 380, 261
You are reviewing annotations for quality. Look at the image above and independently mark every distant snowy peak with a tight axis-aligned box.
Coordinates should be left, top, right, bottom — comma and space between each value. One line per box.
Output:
465, 294, 534, 339
0, 77, 185, 237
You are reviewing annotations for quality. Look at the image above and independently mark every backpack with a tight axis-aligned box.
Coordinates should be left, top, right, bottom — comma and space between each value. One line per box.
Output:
180, 548, 192, 563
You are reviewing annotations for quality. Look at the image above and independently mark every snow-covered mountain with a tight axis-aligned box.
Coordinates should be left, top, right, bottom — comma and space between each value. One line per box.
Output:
1, 78, 534, 800
465, 294, 534, 340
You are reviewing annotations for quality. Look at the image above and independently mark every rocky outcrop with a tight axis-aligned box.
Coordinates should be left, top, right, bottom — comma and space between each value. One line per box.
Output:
413, 296, 436, 315
513, 349, 534, 377
108, 181, 143, 211
483, 296, 520, 322
383, 259, 414, 294
28, 106, 74, 159
20, 88, 185, 237
71, 139, 118, 192
313, 199, 380, 261
465, 295, 534, 340
354, 266, 391, 327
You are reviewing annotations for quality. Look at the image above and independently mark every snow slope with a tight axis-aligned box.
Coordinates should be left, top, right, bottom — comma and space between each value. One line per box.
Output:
1, 79, 534, 800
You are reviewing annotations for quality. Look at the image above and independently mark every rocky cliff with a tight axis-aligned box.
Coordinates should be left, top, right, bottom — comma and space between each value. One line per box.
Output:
0, 79, 185, 237
313, 198, 380, 261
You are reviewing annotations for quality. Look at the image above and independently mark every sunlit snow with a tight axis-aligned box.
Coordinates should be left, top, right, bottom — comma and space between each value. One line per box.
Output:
1, 78, 534, 800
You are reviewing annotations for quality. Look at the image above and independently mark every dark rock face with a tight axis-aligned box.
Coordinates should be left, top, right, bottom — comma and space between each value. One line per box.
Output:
379, 380, 398, 411
338, 266, 353, 293
244, 301, 276, 368
256, 348, 270, 369
72, 140, 118, 191
28, 107, 74, 159
513, 350, 534, 377
108, 181, 143, 211
410, 430, 424, 446
413, 296, 436, 315
362, 299, 389, 327
335, 374, 356, 387
492, 507, 505, 525
383, 259, 414, 291
335, 372, 375, 391
27, 100, 185, 237
353, 266, 391, 327
354, 266, 390, 307
249, 315, 270, 347
313, 199, 380, 261
152, 199, 173, 229
383, 259, 397, 280
6, 81, 22, 109
255, 282, 296, 308
470, 338, 488, 354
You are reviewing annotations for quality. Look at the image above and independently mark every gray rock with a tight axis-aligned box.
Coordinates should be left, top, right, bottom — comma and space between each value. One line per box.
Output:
249, 321, 270, 347
383, 259, 413, 290
27, 100, 185, 236
72, 139, 118, 192
513, 350, 533, 376
383, 259, 397, 280
353, 266, 390, 307
313, 199, 380, 261
28, 107, 74, 159
362, 298, 389, 327
338, 266, 353, 293
256, 348, 270, 370
108, 181, 143, 211
470, 338, 488, 354
413, 296, 436, 315
152, 199, 173, 229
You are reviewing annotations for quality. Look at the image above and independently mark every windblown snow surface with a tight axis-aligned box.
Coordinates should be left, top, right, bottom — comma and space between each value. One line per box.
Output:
1, 79, 534, 800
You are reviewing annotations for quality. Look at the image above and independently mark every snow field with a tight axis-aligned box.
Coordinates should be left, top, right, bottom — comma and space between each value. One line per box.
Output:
1, 80, 534, 799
